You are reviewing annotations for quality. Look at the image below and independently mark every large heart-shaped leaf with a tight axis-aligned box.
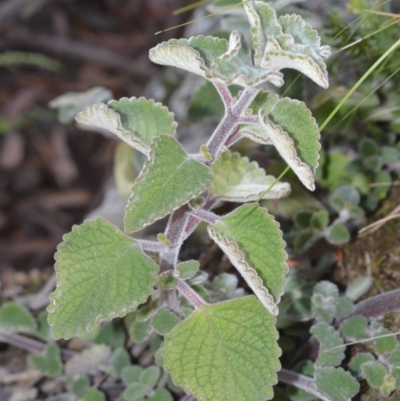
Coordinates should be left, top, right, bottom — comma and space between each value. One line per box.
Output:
163, 296, 281, 401
47, 219, 159, 339
124, 135, 213, 233
208, 203, 287, 315
76, 98, 177, 156
211, 151, 290, 201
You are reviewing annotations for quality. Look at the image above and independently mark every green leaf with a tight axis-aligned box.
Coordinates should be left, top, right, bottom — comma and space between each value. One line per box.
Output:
339, 316, 368, 341
311, 281, 339, 324
388, 344, 400, 367
76, 98, 177, 156
177, 260, 200, 280
293, 210, 314, 229
335, 297, 355, 319
0, 302, 37, 333
344, 276, 373, 301
208, 203, 287, 315
286, 297, 313, 321
315, 367, 359, 401
325, 223, 350, 245
244, 2, 330, 88
122, 365, 143, 385
122, 382, 150, 401
94, 321, 126, 349
259, 95, 320, 191
210, 31, 274, 87
65, 345, 111, 375
125, 312, 153, 343
149, 36, 228, 79
330, 185, 361, 209
361, 361, 387, 389
375, 327, 397, 355
35, 311, 52, 341
211, 151, 290, 202
124, 135, 213, 233
47, 219, 159, 339
83, 388, 106, 401
151, 308, 180, 335
139, 366, 161, 388
100, 347, 130, 378
71, 376, 91, 397
28, 344, 63, 378
380, 374, 396, 397
360, 138, 379, 158
158, 272, 179, 290
310, 322, 345, 367
348, 352, 375, 377
162, 296, 280, 401
188, 81, 224, 122
311, 210, 329, 230
294, 229, 321, 253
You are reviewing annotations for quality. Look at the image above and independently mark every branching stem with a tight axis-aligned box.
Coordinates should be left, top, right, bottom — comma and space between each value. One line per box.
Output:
176, 279, 207, 309
188, 208, 220, 225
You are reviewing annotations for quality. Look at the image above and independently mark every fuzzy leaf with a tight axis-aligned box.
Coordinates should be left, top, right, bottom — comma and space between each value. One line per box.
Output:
124, 135, 213, 233
380, 374, 396, 397
361, 361, 387, 389
339, 316, 368, 341
348, 353, 375, 377
125, 312, 153, 343
0, 302, 37, 333
388, 345, 400, 367
345, 276, 373, 301
310, 322, 345, 367
210, 31, 274, 87
311, 281, 339, 324
208, 203, 287, 315
123, 382, 150, 401
325, 223, 350, 245
162, 296, 280, 401
122, 365, 143, 385
176, 260, 200, 280
315, 367, 359, 401
140, 366, 161, 388
149, 36, 228, 79
311, 210, 329, 230
258, 94, 320, 190
211, 151, 290, 202
100, 347, 130, 378
47, 219, 159, 339
151, 308, 180, 335
244, 2, 330, 88
148, 389, 173, 401
65, 345, 111, 375
83, 389, 106, 401
76, 98, 177, 156
375, 327, 397, 355
28, 344, 63, 378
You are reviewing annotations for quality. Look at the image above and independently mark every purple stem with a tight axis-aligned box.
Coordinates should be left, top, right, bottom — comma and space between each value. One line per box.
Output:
176, 279, 206, 309
188, 208, 220, 225
0, 331, 76, 361
183, 198, 216, 240
136, 239, 165, 253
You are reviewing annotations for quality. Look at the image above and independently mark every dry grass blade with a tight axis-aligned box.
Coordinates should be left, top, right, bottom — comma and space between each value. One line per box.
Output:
358, 205, 400, 237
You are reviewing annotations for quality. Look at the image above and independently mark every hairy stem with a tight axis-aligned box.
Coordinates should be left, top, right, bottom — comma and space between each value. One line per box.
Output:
207, 86, 260, 158
136, 239, 165, 253
278, 369, 330, 401
183, 198, 216, 240
188, 208, 220, 225
176, 279, 206, 309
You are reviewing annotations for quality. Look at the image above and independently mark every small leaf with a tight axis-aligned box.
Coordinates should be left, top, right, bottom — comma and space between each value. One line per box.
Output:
149, 36, 228, 79
348, 352, 375, 377
28, 344, 63, 378
311, 281, 339, 324
294, 229, 321, 253
344, 276, 373, 301
100, 347, 130, 378
208, 203, 287, 315
361, 361, 387, 389
123, 382, 150, 401
213, 273, 239, 293
335, 296, 355, 319
259, 95, 320, 190
339, 316, 368, 341
315, 367, 360, 401
122, 365, 143, 385
325, 223, 350, 245
139, 366, 161, 388
148, 388, 173, 401
310, 322, 345, 367
65, 345, 111, 375
211, 151, 291, 202
176, 260, 200, 280
375, 327, 397, 355
330, 185, 361, 209
162, 296, 280, 401
151, 308, 180, 335
388, 344, 400, 367
95, 321, 126, 349
293, 210, 314, 229
0, 302, 37, 333
82, 388, 106, 401
360, 138, 379, 158
71, 375, 91, 397
47, 219, 159, 339
380, 374, 396, 397
124, 135, 213, 233
125, 312, 153, 343
311, 210, 329, 230
158, 272, 178, 290
286, 298, 313, 321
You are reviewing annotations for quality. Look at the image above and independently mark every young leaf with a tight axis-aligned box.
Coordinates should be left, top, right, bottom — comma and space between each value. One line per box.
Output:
361, 361, 387, 389
149, 36, 229, 79
47, 219, 159, 339
0, 302, 37, 333
71, 375, 91, 397
125, 312, 153, 343
76, 98, 177, 157
375, 327, 397, 355
148, 388, 173, 401
310, 322, 345, 367
311, 210, 329, 230
28, 343, 63, 378
208, 203, 287, 315
259, 97, 320, 191
315, 367, 360, 401
311, 281, 339, 324
339, 316, 368, 341
151, 308, 180, 335
388, 344, 400, 367
100, 347, 131, 378
139, 366, 161, 388
211, 151, 291, 202
124, 135, 213, 233
348, 352, 376, 377
162, 296, 280, 401
122, 365, 143, 385
325, 222, 350, 245
122, 382, 150, 401
82, 388, 106, 401
345, 276, 373, 301
176, 260, 200, 280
